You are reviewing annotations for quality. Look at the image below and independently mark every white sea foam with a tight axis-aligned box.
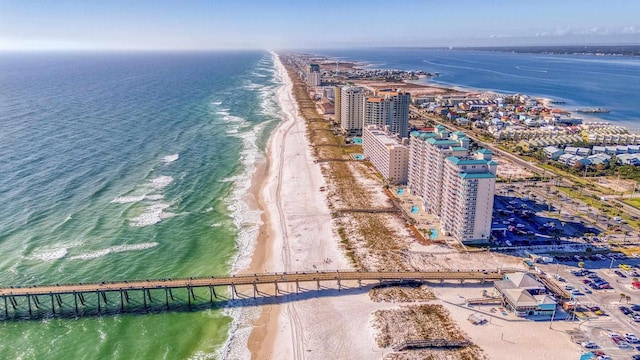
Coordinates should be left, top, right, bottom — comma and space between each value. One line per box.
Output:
130, 202, 175, 227
219, 51, 286, 360
29, 247, 68, 261
211, 101, 222, 106
111, 195, 146, 204
144, 194, 164, 201
150, 175, 173, 190
69, 242, 159, 260
162, 154, 179, 163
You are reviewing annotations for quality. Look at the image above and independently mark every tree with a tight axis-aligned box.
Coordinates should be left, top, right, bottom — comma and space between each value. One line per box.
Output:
620, 293, 627, 302
626, 295, 632, 304
578, 262, 585, 269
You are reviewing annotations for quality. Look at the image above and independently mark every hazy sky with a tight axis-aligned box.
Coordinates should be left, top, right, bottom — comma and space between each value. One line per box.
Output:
1, 0, 639, 50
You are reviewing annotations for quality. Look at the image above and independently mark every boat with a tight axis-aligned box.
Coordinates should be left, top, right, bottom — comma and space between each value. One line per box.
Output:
576, 108, 610, 114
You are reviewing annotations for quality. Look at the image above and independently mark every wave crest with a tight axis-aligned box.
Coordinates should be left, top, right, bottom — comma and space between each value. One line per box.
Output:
70, 242, 159, 260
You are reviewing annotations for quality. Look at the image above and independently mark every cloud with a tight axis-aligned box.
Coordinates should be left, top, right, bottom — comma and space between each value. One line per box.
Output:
532, 26, 639, 38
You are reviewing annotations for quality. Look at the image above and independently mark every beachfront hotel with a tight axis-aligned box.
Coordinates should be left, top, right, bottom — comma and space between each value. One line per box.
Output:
408, 126, 469, 215
408, 126, 497, 244
364, 96, 390, 128
376, 89, 410, 138
364, 90, 411, 138
362, 125, 409, 184
334, 85, 342, 125
339, 86, 365, 136
440, 150, 497, 243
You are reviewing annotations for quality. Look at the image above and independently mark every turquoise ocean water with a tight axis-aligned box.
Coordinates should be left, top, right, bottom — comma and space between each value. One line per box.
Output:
0, 51, 281, 359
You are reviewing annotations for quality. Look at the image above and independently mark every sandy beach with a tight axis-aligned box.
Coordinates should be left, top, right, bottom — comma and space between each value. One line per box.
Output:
230, 53, 383, 359
226, 53, 584, 360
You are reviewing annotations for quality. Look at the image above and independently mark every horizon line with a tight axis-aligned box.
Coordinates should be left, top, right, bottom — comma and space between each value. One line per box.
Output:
2, 43, 640, 54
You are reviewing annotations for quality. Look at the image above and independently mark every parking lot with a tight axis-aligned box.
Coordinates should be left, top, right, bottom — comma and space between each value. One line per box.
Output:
538, 259, 640, 359
491, 182, 636, 250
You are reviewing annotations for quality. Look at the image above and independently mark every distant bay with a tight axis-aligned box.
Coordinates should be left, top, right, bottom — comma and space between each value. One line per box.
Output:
317, 48, 640, 130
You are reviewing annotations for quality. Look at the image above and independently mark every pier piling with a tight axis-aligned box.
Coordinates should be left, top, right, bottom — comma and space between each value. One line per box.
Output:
165, 288, 169, 309
27, 295, 32, 316
74, 292, 78, 314
50, 293, 55, 314
142, 289, 147, 310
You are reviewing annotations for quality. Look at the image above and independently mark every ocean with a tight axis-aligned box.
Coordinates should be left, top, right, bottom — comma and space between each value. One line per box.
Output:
317, 48, 640, 129
0, 51, 281, 359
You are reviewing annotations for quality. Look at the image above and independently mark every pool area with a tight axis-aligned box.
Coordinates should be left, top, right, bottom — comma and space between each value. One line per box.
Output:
397, 188, 405, 195
411, 205, 419, 214
351, 137, 363, 145
351, 153, 365, 160
429, 229, 438, 239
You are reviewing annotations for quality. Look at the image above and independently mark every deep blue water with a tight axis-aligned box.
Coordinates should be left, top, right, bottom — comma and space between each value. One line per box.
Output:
0, 51, 281, 358
317, 48, 640, 129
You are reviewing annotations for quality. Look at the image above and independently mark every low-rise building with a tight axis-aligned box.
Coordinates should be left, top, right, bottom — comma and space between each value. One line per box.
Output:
494, 273, 556, 317
363, 125, 409, 184
543, 146, 563, 160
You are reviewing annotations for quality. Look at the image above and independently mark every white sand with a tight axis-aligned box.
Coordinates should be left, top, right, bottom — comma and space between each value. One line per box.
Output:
233, 54, 581, 360
249, 54, 385, 359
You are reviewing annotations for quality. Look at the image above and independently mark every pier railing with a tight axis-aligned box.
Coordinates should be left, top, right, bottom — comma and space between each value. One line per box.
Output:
0, 269, 505, 320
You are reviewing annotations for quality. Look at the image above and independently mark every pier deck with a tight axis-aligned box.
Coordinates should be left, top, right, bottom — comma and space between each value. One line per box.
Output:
0, 270, 504, 319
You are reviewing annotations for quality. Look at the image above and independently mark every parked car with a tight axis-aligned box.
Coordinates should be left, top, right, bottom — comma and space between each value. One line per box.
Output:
614, 270, 627, 278
624, 333, 640, 343
631, 304, 640, 311
581, 341, 598, 349
620, 306, 633, 315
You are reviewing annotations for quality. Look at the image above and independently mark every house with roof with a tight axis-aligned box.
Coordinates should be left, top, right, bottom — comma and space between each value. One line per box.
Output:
494, 272, 556, 317
587, 153, 611, 166
618, 154, 640, 166
576, 147, 591, 156
558, 153, 575, 166
543, 146, 563, 160
564, 146, 579, 155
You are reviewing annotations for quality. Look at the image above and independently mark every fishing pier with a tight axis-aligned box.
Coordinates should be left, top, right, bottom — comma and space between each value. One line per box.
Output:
0, 269, 503, 320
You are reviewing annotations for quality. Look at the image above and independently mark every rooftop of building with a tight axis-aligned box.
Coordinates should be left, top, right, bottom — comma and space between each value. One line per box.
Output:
365, 127, 407, 148
446, 157, 492, 166
475, 148, 493, 155
458, 172, 496, 179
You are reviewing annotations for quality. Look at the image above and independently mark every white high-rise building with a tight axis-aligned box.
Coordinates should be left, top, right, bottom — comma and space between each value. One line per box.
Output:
408, 126, 468, 215
307, 72, 321, 87
377, 89, 410, 138
363, 125, 409, 184
440, 150, 497, 243
340, 86, 365, 136
408, 127, 496, 244
364, 97, 390, 128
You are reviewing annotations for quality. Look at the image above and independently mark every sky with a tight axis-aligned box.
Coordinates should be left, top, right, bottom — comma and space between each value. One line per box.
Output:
1, 0, 639, 51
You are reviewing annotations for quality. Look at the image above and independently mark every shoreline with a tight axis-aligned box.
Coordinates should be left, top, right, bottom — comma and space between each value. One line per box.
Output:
321, 54, 640, 130
239, 52, 381, 359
